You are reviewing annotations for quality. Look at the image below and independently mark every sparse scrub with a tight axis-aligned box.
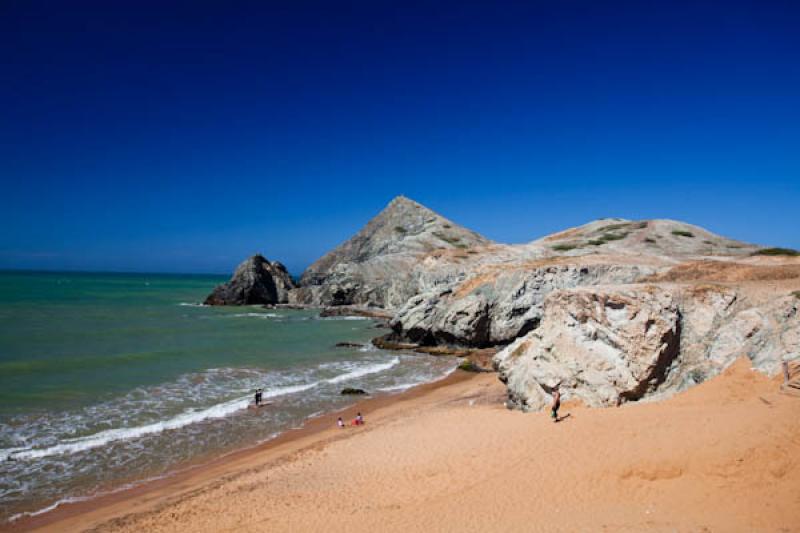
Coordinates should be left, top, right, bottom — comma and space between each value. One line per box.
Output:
433, 232, 463, 247
792, 291, 800, 300
457, 359, 481, 372
552, 243, 579, 252
753, 247, 800, 257
585, 232, 629, 247
599, 222, 631, 233
644, 238, 656, 244
600, 232, 627, 242
394, 226, 407, 234
672, 230, 695, 238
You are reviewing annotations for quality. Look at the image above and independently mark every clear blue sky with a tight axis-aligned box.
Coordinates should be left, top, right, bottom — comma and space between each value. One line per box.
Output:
1, 1, 798, 274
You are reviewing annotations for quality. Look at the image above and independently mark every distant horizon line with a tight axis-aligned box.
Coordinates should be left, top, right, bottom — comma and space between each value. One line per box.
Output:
0, 267, 232, 278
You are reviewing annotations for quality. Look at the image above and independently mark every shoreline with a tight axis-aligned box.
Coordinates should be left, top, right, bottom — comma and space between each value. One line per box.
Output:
2, 369, 475, 532
7, 357, 800, 532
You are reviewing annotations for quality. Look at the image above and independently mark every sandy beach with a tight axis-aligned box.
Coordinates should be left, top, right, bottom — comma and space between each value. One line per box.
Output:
8, 357, 798, 533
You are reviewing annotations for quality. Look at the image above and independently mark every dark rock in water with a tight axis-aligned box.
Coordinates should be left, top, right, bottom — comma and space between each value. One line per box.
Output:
335, 342, 365, 348
340, 388, 368, 395
205, 254, 296, 306
319, 306, 393, 319
371, 334, 419, 351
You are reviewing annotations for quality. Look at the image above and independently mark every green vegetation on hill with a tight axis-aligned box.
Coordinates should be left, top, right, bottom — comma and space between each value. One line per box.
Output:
552, 243, 579, 252
587, 232, 628, 246
753, 247, 800, 257
597, 221, 647, 233
457, 359, 481, 372
671, 230, 695, 238
433, 231, 467, 248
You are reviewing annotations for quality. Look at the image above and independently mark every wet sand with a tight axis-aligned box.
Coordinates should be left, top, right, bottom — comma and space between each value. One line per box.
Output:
10, 359, 800, 532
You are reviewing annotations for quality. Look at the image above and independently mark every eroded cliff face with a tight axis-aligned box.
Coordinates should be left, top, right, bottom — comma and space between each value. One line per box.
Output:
382, 216, 761, 348
205, 254, 295, 305
494, 280, 800, 410
210, 196, 799, 409
389, 262, 660, 347
493, 285, 682, 410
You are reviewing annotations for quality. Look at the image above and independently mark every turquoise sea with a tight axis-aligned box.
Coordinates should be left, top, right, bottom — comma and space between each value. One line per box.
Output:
0, 271, 455, 522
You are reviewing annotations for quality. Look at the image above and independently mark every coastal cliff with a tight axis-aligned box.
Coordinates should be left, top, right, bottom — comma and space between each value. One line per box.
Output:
209, 196, 800, 409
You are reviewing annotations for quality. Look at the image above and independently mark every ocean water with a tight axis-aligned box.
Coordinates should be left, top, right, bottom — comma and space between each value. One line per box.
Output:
0, 271, 456, 522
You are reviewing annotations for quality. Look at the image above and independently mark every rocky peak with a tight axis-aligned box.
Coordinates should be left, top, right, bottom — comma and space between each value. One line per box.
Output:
299, 196, 490, 286
204, 254, 296, 305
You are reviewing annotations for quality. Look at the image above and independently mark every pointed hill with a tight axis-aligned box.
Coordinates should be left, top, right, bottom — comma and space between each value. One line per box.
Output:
302, 196, 489, 284
295, 196, 490, 308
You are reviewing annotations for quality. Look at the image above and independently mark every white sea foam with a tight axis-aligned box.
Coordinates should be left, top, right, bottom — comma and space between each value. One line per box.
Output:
325, 357, 400, 384
177, 302, 207, 307
231, 312, 282, 319
3, 359, 403, 462
376, 366, 457, 393
9, 495, 88, 522
0, 446, 33, 462
4, 382, 316, 461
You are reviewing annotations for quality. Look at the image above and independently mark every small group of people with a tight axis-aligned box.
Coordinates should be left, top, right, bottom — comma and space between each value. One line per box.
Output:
254, 388, 264, 406
337, 412, 364, 428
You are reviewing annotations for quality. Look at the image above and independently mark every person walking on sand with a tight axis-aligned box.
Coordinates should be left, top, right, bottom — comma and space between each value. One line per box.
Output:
337, 417, 345, 428
550, 386, 561, 422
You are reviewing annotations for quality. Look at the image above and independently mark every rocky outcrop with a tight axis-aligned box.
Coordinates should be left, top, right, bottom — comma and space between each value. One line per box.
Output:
494, 285, 682, 410
205, 254, 295, 305
292, 196, 491, 308
494, 283, 800, 411
389, 262, 660, 348
212, 196, 798, 411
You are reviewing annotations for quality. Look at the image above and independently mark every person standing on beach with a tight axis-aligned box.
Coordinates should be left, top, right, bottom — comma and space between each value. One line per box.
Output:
550, 386, 561, 422
254, 388, 263, 406
337, 417, 345, 428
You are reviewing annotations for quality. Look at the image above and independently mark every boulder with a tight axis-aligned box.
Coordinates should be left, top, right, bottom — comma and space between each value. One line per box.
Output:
204, 254, 296, 305
340, 388, 368, 395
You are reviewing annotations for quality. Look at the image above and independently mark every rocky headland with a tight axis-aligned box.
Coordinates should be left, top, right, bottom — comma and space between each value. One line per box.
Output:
204, 254, 295, 305
207, 196, 800, 409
